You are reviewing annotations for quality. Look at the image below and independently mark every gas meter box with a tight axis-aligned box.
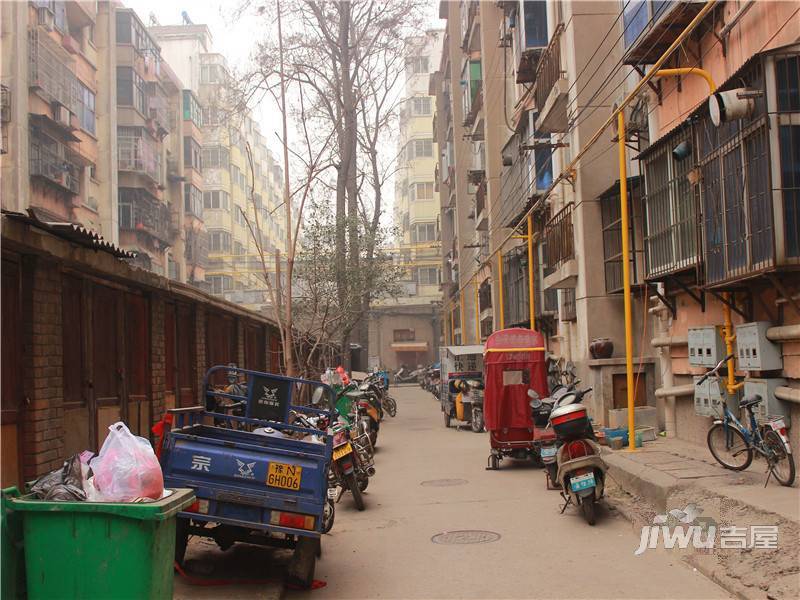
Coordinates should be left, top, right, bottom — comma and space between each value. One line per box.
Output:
735, 322, 782, 371
743, 378, 791, 429
694, 375, 739, 418
688, 326, 726, 368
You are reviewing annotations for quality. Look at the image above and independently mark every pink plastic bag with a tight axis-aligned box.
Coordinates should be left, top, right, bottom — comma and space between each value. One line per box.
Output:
90, 422, 164, 501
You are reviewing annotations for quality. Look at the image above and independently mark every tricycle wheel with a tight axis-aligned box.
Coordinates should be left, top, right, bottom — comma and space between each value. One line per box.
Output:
443, 412, 451, 428
345, 472, 365, 511
471, 408, 484, 433
174, 517, 189, 566
287, 537, 317, 589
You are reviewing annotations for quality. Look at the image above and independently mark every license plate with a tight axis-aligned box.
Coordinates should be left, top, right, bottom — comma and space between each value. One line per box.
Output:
327, 487, 338, 499
333, 442, 353, 460
570, 472, 596, 492
266, 462, 302, 490
541, 446, 557, 458
769, 419, 786, 431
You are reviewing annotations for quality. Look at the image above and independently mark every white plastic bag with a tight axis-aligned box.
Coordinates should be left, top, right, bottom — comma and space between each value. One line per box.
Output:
90, 422, 164, 502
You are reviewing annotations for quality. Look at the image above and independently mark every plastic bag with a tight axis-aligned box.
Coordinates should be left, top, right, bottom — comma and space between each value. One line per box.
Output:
30, 454, 87, 501
90, 422, 164, 502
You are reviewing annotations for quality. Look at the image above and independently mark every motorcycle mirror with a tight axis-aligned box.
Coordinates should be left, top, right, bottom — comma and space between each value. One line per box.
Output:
529, 398, 542, 409
527, 389, 539, 399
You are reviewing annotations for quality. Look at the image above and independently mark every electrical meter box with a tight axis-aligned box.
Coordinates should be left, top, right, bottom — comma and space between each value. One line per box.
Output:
742, 378, 791, 429
735, 322, 783, 371
694, 375, 739, 418
688, 326, 726, 368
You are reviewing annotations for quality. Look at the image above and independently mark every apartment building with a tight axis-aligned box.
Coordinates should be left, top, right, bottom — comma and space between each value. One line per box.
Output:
150, 23, 289, 312
622, 0, 800, 449
2, 1, 114, 236
435, 0, 799, 448
369, 31, 444, 371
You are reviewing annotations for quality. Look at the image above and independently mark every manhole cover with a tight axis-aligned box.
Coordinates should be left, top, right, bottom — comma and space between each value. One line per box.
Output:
431, 530, 501, 545
420, 478, 468, 487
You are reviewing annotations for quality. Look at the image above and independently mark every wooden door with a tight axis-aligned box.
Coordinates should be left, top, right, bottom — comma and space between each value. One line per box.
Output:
176, 304, 196, 407
1, 258, 23, 487
206, 312, 237, 385
92, 284, 123, 447
125, 294, 150, 438
245, 324, 267, 373
164, 303, 177, 411
612, 373, 647, 410
62, 276, 91, 456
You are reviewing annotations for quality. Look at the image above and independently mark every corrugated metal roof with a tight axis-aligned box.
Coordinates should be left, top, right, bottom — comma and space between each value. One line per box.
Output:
2, 209, 137, 258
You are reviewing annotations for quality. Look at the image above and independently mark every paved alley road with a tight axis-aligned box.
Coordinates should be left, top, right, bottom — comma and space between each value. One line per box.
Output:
288, 385, 727, 600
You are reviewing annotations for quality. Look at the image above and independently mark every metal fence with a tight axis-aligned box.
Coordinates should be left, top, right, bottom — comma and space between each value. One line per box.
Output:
29, 128, 80, 194
28, 27, 78, 113
118, 188, 171, 244
543, 203, 574, 271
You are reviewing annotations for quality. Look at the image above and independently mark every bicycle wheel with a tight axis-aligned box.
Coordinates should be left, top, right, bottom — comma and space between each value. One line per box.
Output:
707, 423, 753, 471
764, 429, 795, 487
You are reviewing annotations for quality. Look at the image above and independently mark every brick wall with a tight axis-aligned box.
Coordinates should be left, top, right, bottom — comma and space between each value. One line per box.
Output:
21, 258, 65, 480
150, 295, 166, 424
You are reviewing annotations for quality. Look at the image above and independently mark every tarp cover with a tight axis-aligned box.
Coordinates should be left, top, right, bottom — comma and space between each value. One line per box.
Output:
483, 328, 549, 430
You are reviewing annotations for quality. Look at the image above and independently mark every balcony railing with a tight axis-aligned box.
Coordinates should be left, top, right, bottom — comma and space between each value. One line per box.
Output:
533, 24, 564, 114
146, 82, 170, 135
119, 188, 171, 244
118, 132, 162, 183
28, 27, 78, 114
543, 203, 574, 271
29, 128, 80, 194
186, 228, 209, 268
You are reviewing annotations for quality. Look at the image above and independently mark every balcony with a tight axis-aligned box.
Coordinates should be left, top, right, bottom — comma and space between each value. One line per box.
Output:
475, 180, 488, 231
496, 125, 553, 228
185, 228, 209, 269
623, 1, 706, 66
28, 27, 78, 115
29, 128, 81, 194
146, 82, 170, 137
118, 188, 172, 245
533, 24, 568, 134
600, 178, 645, 294
513, 0, 549, 84
543, 203, 577, 289
118, 129, 162, 184
460, 0, 479, 51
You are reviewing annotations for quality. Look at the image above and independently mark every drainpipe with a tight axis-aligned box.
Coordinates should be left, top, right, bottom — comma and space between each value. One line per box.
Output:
766, 325, 800, 342
652, 286, 678, 437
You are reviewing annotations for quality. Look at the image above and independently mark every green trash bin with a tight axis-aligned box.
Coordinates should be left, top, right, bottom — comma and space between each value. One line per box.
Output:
3, 487, 195, 600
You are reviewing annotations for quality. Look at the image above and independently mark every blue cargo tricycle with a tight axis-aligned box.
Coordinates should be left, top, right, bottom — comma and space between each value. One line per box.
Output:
159, 366, 336, 587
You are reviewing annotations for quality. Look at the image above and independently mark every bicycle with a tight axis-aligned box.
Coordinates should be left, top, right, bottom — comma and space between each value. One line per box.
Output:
700, 354, 795, 487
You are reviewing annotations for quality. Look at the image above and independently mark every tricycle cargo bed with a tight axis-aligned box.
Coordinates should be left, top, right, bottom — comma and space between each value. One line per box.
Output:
162, 424, 329, 534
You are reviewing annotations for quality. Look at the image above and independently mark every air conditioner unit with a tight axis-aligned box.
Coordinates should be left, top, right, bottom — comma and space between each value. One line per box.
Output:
52, 103, 70, 127
37, 7, 54, 31
611, 95, 648, 139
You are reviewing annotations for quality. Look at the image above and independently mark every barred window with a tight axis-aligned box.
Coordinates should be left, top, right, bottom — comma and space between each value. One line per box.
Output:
203, 190, 230, 210
202, 145, 230, 169
209, 230, 231, 252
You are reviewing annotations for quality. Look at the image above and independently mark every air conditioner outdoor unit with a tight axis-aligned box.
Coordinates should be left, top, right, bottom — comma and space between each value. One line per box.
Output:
53, 103, 70, 127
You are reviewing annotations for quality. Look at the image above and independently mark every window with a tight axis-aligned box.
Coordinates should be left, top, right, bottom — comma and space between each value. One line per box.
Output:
407, 138, 433, 160
182, 90, 202, 127
521, 1, 548, 49
233, 241, 245, 256
200, 64, 227, 84
77, 83, 95, 135
407, 56, 429, 75
231, 164, 242, 189
203, 190, 230, 210
202, 145, 229, 169
234, 205, 246, 226
209, 230, 231, 252
183, 137, 202, 171
411, 182, 434, 201
776, 55, 800, 258
207, 275, 233, 293
116, 67, 146, 115
410, 97, 431, 116
184, 184, 203, 218
417, 267, 439, 285
201, 107, 224, 126
393, 329, 415, 342
411, 222, 438, 243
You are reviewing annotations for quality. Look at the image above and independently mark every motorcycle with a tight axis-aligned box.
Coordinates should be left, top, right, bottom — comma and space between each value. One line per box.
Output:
548, 388, 606, 525
394, 364, 424, 384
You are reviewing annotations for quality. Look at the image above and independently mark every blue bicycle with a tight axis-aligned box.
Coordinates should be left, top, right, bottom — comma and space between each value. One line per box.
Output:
700, 355, 795, 487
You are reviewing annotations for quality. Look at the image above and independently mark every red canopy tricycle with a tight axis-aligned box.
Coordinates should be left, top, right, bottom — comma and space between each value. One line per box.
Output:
483, 328, 556, 471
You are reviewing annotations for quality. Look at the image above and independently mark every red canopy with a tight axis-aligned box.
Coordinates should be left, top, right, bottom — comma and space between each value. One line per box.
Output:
483, 328, 549, 431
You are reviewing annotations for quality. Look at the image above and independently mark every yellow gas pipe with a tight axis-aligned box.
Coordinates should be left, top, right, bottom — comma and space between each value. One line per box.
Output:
474, 277, 481, 343
459, 288, 466, 345
527, 213, 536, 331
497, 252, 505, 330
